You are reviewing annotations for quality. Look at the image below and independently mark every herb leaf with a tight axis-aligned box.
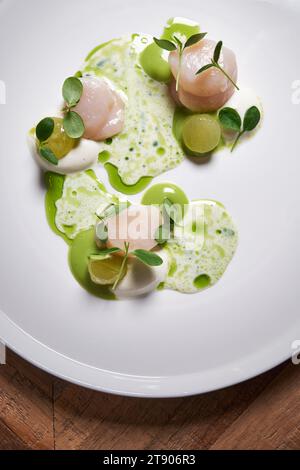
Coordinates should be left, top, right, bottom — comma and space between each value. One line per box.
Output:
213, 41, 223, 63
91, 247, 121, 259
153, 37, 177, 51
113, 242, 130, 290
132, 250, 164, 267
163, 198, 182, 225
155, 225, 170, 245
219, 107, 242, 132
97, 202, 129, 222
63, 111, 85, 138
173, 35, 183, 50
230, 106, 261, 152
36, 117, 55, 142
184, 32, 207, 49
243, 106, 261, 132
196, 63, 214, 75
39, 146, 59, 165
196, 40, 239, 90
63, 77, 83, 108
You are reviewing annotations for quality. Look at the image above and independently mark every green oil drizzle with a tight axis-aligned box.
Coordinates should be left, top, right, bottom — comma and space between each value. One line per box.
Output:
194, 274, 211, 290
98, 150, 111, 164
85, 169, 107, 192
168, 259, 177, 277
69, 229, 116, 300
104, 163, 153, 195
85, 39, 117, 62
45, 172, 71, 245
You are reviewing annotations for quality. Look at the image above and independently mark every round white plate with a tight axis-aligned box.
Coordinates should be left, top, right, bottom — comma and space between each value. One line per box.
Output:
0, 0, 299, 397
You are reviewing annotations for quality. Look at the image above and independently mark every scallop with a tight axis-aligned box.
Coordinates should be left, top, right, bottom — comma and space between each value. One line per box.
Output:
73, 76, 125, 141
169, 38, 238, 112
106, 204, 163, 252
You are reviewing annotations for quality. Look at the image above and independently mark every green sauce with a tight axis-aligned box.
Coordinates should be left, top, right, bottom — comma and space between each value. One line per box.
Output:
45, 172, 71, 245
69, 229, 115, 300
98, 150, 111, 164
194, 274, 211, 290
173, 107, 193, 144
140, 43, 171, 83
104, 163, 153, 195
85, 39, 116, 62
140, 17, 200, 84
141, 182, 189, 211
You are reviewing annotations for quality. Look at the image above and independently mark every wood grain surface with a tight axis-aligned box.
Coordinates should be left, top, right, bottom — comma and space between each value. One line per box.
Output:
0, 349, 299, 450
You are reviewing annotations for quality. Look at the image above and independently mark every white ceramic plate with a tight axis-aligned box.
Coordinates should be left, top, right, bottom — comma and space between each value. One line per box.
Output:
0, 0, 299, 397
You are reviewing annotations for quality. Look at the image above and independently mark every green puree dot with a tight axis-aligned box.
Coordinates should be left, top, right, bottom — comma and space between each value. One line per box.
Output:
140, 43, 171, 83
142, 182, 189, 216
182, 115, 221, 155
194, 274, 211, 290
98, 150, 110, 163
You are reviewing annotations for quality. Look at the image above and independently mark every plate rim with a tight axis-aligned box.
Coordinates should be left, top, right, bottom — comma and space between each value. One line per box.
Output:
0, 0, 297, 398
0, 310, 292, 397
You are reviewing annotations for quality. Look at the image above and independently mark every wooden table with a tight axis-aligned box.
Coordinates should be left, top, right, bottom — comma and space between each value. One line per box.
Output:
0, 350, 299, 450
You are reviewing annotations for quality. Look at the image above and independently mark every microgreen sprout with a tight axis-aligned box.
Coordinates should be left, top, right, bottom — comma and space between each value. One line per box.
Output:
219, 106, 261, 151
154, 32, 207, 91
196, 41, 239, 91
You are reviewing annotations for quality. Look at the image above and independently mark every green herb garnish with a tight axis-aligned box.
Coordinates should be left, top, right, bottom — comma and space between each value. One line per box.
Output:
62, 76, 85, 139
39, 146, 59, 165
162, 198, 182, 225
63, 77, 83, 107
153, 38, 177, 51
96, 202, 129, 223
154, 32, 207, 91
155, 224, 170, 245
108, 243, 164, 291
89, 247, 121, 261
219, 106, 261, 151
112, 242, 130, 291
36, 117, 59, 165
196, 41, 239, 91
218, 107, 241, 132
132, 250, 164, 267
63, 111, 85, 139
36, 117, 55, 142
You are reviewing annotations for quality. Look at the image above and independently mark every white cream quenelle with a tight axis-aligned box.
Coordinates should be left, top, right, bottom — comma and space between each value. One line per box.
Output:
169, 39, 238, 112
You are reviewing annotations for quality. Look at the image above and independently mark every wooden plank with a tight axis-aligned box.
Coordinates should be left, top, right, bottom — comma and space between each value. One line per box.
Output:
211, 363, 300, 450
1, 350, 297, 451
54, 364, 285, 450
0, 350, 54, 450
